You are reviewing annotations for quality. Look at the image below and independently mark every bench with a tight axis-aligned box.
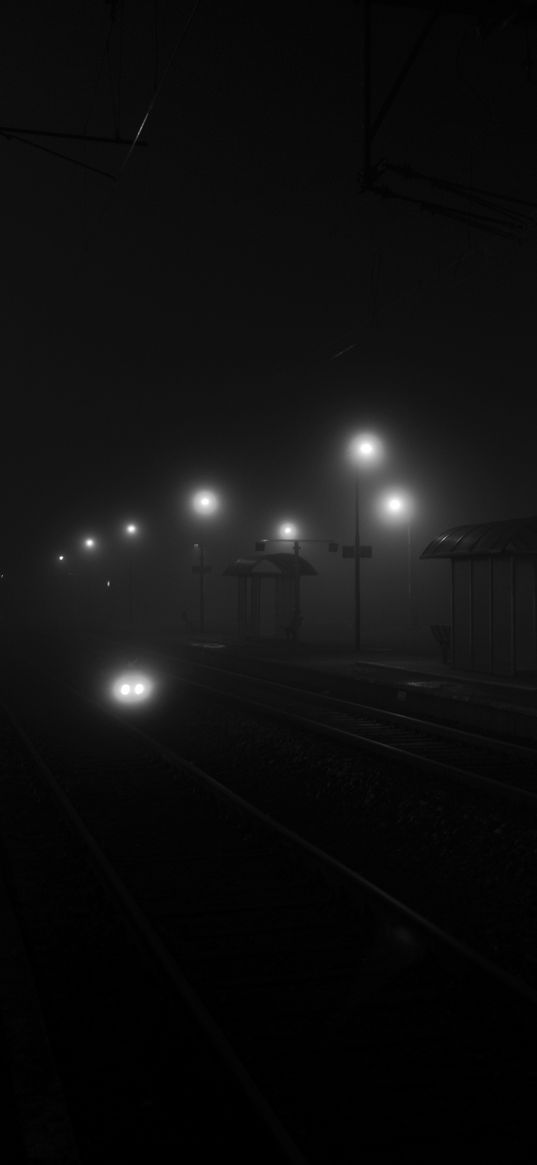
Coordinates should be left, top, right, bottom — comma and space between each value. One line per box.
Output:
430, 624, 451, 664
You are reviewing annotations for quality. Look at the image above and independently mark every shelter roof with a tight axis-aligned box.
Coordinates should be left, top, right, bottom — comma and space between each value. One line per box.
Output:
223, 553, 317, 577
421, 516, 537, 558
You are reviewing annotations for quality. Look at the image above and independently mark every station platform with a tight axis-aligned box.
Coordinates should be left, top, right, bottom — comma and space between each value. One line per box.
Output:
207, 639, 537, 745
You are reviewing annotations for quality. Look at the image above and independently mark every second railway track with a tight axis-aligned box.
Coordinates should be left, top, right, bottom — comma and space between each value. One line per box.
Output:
154, 647, 537, 804
1, 635, 537, 1160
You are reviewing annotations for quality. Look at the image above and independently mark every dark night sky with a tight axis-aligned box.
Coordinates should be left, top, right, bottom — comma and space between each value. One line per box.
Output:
1, 1, 537, 626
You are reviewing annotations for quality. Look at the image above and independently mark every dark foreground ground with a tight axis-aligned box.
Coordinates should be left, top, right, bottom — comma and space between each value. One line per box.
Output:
0, 627, 536, 1162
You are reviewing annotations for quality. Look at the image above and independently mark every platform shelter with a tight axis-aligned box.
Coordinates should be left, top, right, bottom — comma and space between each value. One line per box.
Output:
421, 517, 537, 676
223, 552, 317, 640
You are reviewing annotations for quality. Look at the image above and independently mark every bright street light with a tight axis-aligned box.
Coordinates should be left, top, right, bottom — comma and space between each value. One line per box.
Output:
84, 537, 96, 549
191, 489, 219, 516
123, 522, 140, 623
191, 488, 220, 633
279, 521, 297, 539
58, 554, 65, 562
382, 493, 413, 520
383, 492, 415, 628
347, 432, 382, 652
348, 433, 382, 465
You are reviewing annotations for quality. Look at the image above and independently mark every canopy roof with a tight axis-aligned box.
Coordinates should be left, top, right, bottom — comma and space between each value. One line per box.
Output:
223, 553, 317, 578
421, 517, 537, 559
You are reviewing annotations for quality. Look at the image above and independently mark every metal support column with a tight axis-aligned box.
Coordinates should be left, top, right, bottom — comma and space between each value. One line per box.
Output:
354, 473, 361, 652
199, 542, 205, 634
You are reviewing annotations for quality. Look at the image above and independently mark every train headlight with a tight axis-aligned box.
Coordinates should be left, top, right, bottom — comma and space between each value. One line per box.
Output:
111, 672, 154, 704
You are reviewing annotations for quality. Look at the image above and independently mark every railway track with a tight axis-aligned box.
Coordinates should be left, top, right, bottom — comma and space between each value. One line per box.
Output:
0, 644, 536, 1160
172, 652, 537, 804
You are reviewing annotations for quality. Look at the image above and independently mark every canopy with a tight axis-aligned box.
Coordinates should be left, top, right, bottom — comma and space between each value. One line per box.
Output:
421, 516, 537, 559
223, 553, 317, 577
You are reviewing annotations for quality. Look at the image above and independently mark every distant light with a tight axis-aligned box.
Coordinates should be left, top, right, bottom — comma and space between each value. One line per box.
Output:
106, 579, 111, 588
125, 523, 138, 535
84, 538, 95, 549
111, 671, 154, 704
279, 521, 297, 538
192, 489, 219, 516
379, 491, 414, 523
58, 554, 65, 562
348, 434, 382, 464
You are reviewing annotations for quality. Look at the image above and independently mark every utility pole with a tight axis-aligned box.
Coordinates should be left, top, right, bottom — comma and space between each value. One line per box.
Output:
193, 543, 211, 634
354, 473, 361, 652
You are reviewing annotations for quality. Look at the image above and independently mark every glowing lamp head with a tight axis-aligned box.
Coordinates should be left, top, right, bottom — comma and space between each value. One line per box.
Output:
192, 489, 219, 516
58, 554, 65, 562
84, 538, 95, 549
381, 491, 413, 522
279, 521, 297, 539
126, 523, 138, 535
348, 433, 381, 465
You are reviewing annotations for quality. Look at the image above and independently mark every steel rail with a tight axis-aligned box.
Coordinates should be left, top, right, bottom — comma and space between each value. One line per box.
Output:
167, 657, 537, 807
0, 694, 307, 1165
97, 702, 537, 1003
27, 664, 532, 1008
4, 639, 537, 1158
4, 655, 536, 1005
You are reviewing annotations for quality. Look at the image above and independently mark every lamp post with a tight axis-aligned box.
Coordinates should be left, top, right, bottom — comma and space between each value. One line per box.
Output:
348, 435, 380, 652
56, 553, 72, 622
278, 523, 300, 622
255, 527, 338, 642
124, 522, 138, 624
385, 494, 414, 629
81, 536, 98, 624
191, 489, 219, 635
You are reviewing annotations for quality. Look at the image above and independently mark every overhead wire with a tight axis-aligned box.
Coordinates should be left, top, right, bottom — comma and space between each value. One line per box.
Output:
115, 0, 202, 181
68, 0, 202, 276
0, 128, 116, 180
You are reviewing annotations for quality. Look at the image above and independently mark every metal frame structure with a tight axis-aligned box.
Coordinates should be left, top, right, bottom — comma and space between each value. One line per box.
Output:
358, 1, 537, 239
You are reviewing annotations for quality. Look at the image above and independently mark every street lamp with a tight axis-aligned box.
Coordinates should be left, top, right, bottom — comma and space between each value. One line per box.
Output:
383, 493, 414, 629
191, 489, 220, 634
277, 521, 301, 625
192, 490, 219, 516
123, 522, 139, 624
348, 433, 381, 652
80, 536, 99, 624
279, 521, 297, 539
255, 526, 337, 642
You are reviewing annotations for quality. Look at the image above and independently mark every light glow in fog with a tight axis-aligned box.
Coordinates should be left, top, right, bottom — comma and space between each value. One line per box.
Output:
111, 671, 154, 704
